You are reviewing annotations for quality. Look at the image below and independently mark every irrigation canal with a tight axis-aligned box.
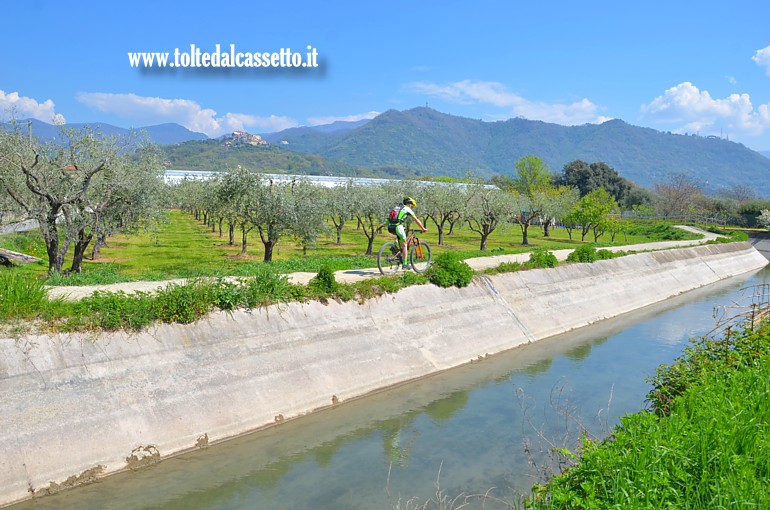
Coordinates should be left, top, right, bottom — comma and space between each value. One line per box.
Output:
9, 266, 770, 510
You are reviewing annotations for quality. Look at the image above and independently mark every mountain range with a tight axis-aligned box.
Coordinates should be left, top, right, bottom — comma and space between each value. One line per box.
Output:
2, 119, 208, 145
262, 108, 770, 195
6, 110, 770, 196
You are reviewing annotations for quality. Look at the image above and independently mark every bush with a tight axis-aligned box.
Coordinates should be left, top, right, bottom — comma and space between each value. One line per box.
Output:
526, 248, 558, 269
566, 244, 597, 263
152, 280, 212, 324
308, 265, 338, 296
239, 265, 295, 309
425, 252, 475, 288
211, 278, 244, 311
76, 290, 155, 331
596, 249, 617, 260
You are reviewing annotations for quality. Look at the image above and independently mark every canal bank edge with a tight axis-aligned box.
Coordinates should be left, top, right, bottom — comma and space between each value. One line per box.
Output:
0, 242, 767, 507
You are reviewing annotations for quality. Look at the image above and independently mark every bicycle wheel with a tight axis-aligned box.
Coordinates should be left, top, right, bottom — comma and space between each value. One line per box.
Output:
377, 242, 401, 275
409, 241, 432, 273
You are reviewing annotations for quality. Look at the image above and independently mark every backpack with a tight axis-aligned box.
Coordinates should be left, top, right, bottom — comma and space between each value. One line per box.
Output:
388, 206, 401, 224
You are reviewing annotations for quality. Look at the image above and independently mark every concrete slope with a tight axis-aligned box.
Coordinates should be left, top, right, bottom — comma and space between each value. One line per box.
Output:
0, 242, 766, 507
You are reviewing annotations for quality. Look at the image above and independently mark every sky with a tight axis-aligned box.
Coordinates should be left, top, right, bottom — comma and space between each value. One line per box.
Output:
2, 0, 770, 152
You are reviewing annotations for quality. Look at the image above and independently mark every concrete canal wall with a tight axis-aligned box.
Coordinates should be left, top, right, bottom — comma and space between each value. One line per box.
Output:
748, 231, 770, 261
0, 242, 767, 507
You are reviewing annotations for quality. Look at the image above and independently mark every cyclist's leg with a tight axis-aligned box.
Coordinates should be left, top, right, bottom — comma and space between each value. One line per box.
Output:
395, 224, 408, 264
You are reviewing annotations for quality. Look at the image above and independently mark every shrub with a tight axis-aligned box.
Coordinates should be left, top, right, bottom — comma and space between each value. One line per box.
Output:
308, 265, 338, 296
239, 267, 295, 309
76, 290, 155, 331
596, 249, 617, 260
566, 244, 597, 263
211, 278, 244, 311
152, 280, 212, 324
526, 248, 558, 269
425, 252, 474, 288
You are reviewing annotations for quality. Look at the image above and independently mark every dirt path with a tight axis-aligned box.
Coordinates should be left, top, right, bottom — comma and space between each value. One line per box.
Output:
45, 226, 722, 301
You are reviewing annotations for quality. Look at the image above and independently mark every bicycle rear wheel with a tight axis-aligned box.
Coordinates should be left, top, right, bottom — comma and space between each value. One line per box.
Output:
377, 242, 401, 275
409, 241, 432, 273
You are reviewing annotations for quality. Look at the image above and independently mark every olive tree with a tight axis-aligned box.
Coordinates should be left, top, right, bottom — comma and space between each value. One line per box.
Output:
350, 183, 390, 255
0, 124, 161, 273
463, 183, 515, 251
289, 180, 326, 255
422, 183, 464, 245
71, 141, 164, 271
241, 175, 315, 262
540, 185, 580, 237
324, 181, 356, 245
215, 168, 257, 254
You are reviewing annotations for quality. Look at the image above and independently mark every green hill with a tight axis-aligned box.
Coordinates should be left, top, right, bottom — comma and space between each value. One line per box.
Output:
269, 107, 770, 196
161, 139, 367, 176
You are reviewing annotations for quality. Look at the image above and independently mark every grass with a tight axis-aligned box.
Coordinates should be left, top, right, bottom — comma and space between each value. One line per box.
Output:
526, 316, 770, 509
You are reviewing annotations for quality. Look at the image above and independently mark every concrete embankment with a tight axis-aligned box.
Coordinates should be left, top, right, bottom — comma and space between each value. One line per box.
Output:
0, 242, 767, 507
748, 231, 770, 261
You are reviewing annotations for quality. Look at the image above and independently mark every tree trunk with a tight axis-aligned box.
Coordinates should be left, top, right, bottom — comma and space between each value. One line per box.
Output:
263, 240, 275, 262
240, 226, 248, 255
229, 222, 235, 245
448, 217, 458, 235
40, 211, 64, 274
521, 224, 530, 246
218, 217, 224, 237
336, 224, 343, 245
543, 220, 551, 237
479, 233, 488, 251
70, 228, 93, 273
92, 229, 108, 260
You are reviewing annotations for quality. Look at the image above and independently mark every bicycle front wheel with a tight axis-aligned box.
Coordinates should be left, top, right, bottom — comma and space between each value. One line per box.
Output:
409, 241, 432, 273
377, 242, 401, 275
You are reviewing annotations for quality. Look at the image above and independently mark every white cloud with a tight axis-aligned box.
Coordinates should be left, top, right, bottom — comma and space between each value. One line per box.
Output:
752, 45, 770, 76
307, 111, 380, 126
641, 82, 770, 136
405, 80, 605, 125
77, 92, 298, 136
220, 112, 298, 133
0, 89, 65, 124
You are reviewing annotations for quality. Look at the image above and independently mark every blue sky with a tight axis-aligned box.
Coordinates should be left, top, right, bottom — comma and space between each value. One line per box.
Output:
3, 0, 770, 151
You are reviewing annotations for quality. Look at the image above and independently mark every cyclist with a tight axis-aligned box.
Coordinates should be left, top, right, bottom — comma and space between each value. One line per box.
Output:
387, 196, 428, 269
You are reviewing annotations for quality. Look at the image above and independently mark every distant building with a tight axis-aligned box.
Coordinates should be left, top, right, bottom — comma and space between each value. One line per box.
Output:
224, 131, 268, 146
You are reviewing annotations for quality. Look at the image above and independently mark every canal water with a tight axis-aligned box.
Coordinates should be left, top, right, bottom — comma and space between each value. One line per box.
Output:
12, 267, 770, 510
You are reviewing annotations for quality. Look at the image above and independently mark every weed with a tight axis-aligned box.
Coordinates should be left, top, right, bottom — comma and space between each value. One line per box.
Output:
425, 252, 474, 288
0, 270, 50, 320
525, 248, 558, 269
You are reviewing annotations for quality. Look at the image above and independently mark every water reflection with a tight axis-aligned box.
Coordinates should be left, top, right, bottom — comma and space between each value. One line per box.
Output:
11, 268, 769, 510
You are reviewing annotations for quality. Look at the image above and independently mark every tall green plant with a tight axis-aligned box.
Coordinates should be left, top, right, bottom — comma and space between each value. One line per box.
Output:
0, 270, 49, 320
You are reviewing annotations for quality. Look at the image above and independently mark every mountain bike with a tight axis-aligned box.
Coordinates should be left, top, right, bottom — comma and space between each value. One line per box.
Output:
377, 228, 432, 275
